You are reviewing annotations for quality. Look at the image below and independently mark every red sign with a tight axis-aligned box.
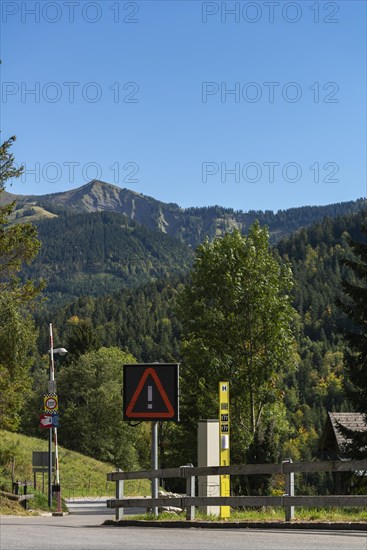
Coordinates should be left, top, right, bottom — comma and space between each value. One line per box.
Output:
123, 364, 179, 421
39, 413, 53, 428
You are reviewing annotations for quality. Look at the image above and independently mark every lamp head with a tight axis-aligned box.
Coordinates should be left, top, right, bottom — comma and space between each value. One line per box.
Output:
49, 348, 68, 356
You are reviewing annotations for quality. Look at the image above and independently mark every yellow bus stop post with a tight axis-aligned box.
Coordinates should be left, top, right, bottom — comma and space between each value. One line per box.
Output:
219, 381, 230, 518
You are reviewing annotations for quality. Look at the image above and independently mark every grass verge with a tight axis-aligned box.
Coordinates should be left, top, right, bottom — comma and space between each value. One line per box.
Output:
0, 495, 38, 516
122, 507, 367, 523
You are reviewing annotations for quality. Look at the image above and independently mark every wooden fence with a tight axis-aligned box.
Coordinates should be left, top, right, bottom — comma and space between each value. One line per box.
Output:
0, 481, 34, 510
107, 458, 367, 521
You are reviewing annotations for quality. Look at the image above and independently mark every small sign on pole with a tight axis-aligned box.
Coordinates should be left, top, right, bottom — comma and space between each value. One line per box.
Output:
219, 381, 230, 518
48, 381, 57, 393
32, 451, 55, 471
39, 413, 59, 429
44, 394, 58, 412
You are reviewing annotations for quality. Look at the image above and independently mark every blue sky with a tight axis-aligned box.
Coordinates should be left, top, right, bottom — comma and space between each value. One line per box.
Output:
1, 0, 366, 211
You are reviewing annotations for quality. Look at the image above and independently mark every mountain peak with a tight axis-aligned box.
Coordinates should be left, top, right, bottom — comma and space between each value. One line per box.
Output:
79, 179, 121, 193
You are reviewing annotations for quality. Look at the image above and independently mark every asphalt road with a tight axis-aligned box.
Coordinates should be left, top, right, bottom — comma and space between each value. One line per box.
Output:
65, 497, 145, 516
1, 501, 366, 550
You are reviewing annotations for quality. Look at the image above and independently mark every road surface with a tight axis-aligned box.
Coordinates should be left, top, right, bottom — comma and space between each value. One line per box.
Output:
65, 497, 144, 516
1, 500, 366, 550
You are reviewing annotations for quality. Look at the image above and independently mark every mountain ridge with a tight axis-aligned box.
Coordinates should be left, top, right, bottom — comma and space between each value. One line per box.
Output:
2, 180, 366, 247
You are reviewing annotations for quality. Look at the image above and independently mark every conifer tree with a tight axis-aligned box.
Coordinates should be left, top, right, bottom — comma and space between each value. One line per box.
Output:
0, 136, 42, 429
0, 136, 42, 302
338, 217, 367, 457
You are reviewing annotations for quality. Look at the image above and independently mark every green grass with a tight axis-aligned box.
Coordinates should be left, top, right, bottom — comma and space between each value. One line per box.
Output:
122, 507, 367, 523
9, 205, 58, 224
28, 490, 68, 512
0, 491, 68, 515
0, 430, 150, 501
0, 495, 39, 516
294, 507, 367, 522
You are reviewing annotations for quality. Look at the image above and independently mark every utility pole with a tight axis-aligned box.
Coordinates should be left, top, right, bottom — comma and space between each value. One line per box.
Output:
47, 324, 67, 512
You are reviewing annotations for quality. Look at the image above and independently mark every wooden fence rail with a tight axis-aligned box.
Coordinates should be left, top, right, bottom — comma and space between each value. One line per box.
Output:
107, 458, 367, 522
107, 494, 367, 509
107, 458, 367, 481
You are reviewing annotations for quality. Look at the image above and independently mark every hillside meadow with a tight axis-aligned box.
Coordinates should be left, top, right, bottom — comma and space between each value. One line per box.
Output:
0, 430, 149, 499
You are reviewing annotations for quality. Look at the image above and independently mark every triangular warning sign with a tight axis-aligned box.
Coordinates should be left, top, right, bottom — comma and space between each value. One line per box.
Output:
126, 368, 175, 418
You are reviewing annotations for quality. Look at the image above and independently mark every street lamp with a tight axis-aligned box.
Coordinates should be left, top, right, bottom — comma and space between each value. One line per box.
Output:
51, 348, 68, 356
48, 324, 68, 511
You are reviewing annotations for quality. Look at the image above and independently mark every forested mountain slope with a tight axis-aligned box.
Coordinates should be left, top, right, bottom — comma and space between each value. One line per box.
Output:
34, 209, 367, 464
36, 209, 367, 365
24, 211, 193, 303
277, 210, 367, 442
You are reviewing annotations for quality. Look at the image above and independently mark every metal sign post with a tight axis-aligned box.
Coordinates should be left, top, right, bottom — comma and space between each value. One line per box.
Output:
123, 363, 180, 518
219, 381, 230, 518
151, 421, 159, 517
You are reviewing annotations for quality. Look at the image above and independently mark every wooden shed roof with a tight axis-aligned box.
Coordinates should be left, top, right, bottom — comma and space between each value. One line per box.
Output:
320, 412, 367, 456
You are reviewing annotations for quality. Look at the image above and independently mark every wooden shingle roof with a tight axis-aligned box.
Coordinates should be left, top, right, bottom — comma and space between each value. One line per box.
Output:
320, 412, 367, 457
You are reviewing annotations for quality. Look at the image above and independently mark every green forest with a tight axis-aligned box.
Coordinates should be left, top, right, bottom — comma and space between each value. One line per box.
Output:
1, 137, 367, 497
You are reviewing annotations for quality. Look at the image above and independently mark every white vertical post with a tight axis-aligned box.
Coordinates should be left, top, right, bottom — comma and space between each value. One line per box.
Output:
197, 420, 220, 516
54, 428, 61, 512
283, 458, 294, 521
115, 468, 124, 521
184, 464, 195, 521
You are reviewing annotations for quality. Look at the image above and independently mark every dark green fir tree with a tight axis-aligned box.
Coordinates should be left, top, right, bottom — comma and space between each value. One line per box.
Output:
338, 216, 367, 458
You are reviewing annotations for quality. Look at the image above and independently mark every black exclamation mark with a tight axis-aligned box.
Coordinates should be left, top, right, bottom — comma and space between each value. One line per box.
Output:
148, 385, 153, 409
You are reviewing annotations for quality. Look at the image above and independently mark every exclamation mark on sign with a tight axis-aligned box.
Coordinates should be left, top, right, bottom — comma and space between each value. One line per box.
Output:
148, 385, 153, 409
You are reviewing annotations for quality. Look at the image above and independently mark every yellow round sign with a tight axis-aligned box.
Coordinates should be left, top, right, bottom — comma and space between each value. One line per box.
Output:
44, 394, 58, 412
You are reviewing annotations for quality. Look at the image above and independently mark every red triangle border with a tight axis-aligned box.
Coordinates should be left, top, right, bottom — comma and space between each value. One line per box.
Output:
125, 367, 175, 418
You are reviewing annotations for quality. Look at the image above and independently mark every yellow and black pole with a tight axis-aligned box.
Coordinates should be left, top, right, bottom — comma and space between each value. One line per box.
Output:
219, 381, 230, 518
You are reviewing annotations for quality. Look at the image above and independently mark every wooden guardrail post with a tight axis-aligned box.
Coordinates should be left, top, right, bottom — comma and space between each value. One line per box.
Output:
181, 463, 195, 521
115, 468, 124, 521
12, 481, 19, 495
11, 480, 33, 510
283, 458, 294, 521
23, 481, 28, 510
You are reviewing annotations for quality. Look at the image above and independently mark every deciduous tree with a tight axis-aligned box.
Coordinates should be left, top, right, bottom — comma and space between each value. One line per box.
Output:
57, 347, 149, 468
178, 224, 298, 464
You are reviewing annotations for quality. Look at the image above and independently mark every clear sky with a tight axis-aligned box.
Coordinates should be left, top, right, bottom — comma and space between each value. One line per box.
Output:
1, 0, 366, 211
